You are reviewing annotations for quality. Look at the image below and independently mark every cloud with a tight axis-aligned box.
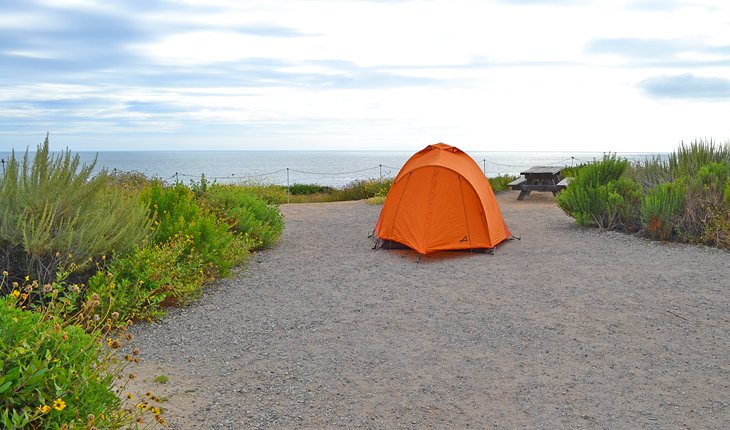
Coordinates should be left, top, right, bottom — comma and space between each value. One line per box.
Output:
627, 0, 681, 10
586, 38, 684, 58
585, 37, 730, 67
638, 73, 730, 100
499, 0, 579, 4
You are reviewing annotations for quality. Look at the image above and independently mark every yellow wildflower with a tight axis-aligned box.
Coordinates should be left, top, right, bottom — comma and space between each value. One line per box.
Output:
126, 393, 135, 400
37, 405, 51, 414
53, 398, 66, 411
10, 290, 20, 299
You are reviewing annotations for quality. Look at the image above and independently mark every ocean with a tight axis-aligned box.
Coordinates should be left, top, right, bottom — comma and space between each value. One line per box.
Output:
0, 150, 664, 187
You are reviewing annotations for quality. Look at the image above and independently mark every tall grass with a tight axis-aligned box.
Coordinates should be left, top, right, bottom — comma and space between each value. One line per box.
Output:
0, 137, 150, 283
630, 138, 730, 190
668, 139, 730, 178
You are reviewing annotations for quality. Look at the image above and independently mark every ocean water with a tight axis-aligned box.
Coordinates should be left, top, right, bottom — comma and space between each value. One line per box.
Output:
0, 150, 664, 187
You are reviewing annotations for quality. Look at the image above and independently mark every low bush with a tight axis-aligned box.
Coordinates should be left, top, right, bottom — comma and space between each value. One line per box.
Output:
330, 177, 393, 201
86, 234, 209, 322
289, 183, 334, 195
203, 185, 284, 249
1, 281, 130, 429
235, 183, 289, 205
679, 161, 730, 243
141, 182, 247, 277
556, 155, 641, 229
642, 181, 686, 240
488, 174, 518, 192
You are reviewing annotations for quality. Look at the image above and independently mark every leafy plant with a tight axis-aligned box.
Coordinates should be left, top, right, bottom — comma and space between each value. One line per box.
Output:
153, 375, 169, 385
203, 185, 284, 249
555, 154, 639, 229
289, 183, 334, 195
678, 161, 730, 242
86, 234, 209, 322
487, 174, 519, 192
0, 278, 132, 429
141, 181, 247, 276
642, 181, 686, 240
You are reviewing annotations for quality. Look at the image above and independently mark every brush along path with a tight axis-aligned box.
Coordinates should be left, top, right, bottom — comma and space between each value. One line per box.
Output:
129, 192, 729, 429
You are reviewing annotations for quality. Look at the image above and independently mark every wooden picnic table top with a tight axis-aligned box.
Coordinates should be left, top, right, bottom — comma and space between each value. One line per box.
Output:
520, 166, 562, 176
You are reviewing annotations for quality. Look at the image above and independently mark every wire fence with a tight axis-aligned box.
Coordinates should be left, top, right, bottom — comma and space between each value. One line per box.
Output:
158, 163, 409, 186
106, 156, 603, 189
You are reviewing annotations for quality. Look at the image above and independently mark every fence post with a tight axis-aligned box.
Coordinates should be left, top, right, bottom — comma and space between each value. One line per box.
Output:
379, 164, 382, 181
483, 159, 486, 175
286, 168, 290, 204
1, 158, 5, 175
571, 156, 575, 167
174, 172, 179, 184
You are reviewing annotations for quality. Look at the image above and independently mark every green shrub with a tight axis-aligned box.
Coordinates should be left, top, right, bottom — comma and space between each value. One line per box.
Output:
141, 182, 247, 276
110, 169, 156, 192
86, 234, 208, 322
330, 177, 393, 201
0, 137, 150, 283
203, 185, 284, 249
289, 183, 334, 195
642, 181, 686, 240
556, 155, 640, 229
236, 183, 289, 205
0, 274, 167, 429
679, 161, 730, 243
0, 292, 125, 429
488, 174, 518, 192
559, 163, 587, 180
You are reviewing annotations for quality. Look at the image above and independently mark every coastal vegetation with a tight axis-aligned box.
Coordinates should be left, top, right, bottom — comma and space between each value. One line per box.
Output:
556, 139, 730, 249
232, 173, 517, 206
0, 138, 284, 428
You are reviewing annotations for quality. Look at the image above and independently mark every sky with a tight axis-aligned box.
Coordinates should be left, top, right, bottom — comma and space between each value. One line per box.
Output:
1, 0, 729, 153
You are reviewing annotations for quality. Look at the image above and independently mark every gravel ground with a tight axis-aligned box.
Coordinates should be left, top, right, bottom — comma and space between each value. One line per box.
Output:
128, 191, 729, 429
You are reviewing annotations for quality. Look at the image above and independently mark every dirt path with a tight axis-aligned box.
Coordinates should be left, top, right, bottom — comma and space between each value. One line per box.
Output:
129, 191, 729, 429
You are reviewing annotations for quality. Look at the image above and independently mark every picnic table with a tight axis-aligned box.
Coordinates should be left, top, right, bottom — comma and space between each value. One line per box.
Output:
508, 166, 570, 200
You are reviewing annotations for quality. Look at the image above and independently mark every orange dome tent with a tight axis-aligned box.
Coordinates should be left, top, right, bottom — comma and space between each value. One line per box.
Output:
374, 143, 511, 255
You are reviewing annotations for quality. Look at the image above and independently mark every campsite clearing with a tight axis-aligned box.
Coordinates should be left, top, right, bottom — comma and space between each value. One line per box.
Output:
128, 191, 729, 429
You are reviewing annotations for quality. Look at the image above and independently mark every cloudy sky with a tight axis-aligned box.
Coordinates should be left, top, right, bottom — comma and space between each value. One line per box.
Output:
1, 0, 729, 152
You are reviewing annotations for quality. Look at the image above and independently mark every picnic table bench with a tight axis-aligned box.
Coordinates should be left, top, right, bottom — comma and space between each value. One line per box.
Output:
508, 166, 569, 200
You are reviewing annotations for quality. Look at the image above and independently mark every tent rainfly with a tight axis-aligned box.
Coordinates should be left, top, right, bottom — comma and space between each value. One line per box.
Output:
374, 143, 512, 255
